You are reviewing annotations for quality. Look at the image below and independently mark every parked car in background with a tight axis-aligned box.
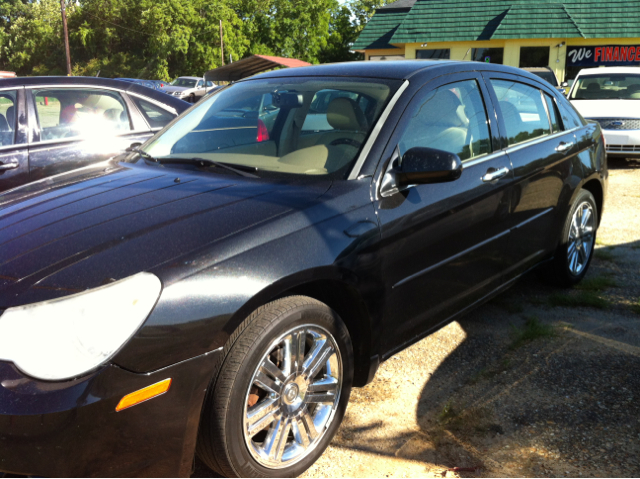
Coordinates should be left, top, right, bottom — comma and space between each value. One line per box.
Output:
569, 66, 640, 160
0, 61, 606, 478
0, 76, 189, 192
523, 67, 568, 94
161, 76, 214, 102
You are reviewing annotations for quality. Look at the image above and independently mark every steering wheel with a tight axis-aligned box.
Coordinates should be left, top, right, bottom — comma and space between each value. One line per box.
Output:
329, 138, 362, 148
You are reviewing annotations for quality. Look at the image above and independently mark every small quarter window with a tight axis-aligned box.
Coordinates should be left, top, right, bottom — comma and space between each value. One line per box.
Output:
544, 94, 562, 132
490, 80, 551, 146
398, 79, 492, 161
132, 97, 177, 129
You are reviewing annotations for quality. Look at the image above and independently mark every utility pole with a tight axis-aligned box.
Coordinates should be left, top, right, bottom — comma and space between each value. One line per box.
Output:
219, 20, 225, 66
60, 0, 72, 75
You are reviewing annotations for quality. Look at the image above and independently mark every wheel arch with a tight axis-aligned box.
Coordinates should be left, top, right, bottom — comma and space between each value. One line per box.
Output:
225, 269, 377, 388
581, 177, 604, 226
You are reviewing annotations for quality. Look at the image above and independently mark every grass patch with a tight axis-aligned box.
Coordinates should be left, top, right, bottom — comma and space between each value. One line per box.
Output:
549, 291, 610, 309
595, 249, 616, 261
494, 298, 525, 314
510, 316, 556, 349
575, 276, 618, 291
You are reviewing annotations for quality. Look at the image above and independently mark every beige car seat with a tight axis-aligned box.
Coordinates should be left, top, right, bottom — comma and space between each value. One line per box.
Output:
408, 90, 469, 158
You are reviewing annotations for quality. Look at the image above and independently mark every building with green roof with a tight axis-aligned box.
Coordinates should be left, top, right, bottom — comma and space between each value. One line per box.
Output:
353, 0, 640, 81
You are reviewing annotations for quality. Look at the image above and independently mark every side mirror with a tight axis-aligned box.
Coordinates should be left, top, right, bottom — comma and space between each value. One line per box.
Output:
561, 81, 569, 88
380, 147, 462, 197
126, 142, 142, 152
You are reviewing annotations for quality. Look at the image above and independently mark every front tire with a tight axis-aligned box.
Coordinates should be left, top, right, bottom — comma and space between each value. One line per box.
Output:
548, 189, 598, 287
197, 296, 353, 478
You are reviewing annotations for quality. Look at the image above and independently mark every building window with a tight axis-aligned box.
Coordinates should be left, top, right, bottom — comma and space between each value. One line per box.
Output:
471, 48, 503, 64
368, 55, 405, 61
416, 49, 450, 60
519, 47, 550, 68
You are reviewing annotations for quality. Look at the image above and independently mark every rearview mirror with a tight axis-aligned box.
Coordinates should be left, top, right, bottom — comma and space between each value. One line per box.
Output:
273, 92, 303, 109
380, 147, 462, 197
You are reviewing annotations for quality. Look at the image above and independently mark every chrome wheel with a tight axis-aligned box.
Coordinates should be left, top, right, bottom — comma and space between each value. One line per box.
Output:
243, 325, 342, 469
568, 201, 595, 275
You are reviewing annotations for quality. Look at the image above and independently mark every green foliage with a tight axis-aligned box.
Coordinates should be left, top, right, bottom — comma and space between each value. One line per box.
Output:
1, 0, 383, 78
509, 316, 556, 349
575, 276, 618, 292
549, 291, 610, 309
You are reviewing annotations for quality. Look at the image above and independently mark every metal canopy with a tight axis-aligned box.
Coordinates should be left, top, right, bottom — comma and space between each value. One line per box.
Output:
204, 55, 311, 82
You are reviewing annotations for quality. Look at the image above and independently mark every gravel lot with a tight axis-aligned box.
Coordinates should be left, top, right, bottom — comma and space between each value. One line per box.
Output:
195, 159, 640, 478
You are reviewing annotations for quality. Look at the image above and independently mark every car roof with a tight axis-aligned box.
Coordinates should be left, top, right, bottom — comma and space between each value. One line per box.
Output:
178, 76, 202, 80
245, 60, 547, 82
577, 66, 640, 76
0, 76, 189, 112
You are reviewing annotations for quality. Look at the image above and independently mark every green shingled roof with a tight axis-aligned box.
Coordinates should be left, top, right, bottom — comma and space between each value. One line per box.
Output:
352, 8, 408, 50
491, 3, 584, 39
354, 0, 640, 48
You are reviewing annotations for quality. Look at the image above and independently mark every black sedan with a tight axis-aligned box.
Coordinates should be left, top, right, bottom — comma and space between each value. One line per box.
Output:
0, 61, 606, 477
0, 76, 189, 193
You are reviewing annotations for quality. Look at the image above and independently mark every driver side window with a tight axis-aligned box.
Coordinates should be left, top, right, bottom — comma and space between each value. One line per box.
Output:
398, 80, 492, 162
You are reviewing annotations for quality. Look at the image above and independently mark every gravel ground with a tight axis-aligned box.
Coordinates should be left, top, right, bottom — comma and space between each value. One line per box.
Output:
195, 159, 640, 478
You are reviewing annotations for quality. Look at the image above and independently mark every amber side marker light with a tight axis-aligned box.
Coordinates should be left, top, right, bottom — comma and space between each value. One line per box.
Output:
116, 378, 172, 412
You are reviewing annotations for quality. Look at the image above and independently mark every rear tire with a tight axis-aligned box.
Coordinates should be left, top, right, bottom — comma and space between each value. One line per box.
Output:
546, 189, 598, 287
197, 296, 353, 478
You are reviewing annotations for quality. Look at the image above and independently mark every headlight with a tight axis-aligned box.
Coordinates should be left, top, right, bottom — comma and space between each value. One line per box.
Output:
0, 273, 162, 381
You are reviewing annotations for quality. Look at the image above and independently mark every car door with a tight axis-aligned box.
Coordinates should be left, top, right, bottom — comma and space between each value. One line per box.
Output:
26, 86, 153, 183
482, 73, 579, 277
0, 87, 29, 193
375, 73, 516, 355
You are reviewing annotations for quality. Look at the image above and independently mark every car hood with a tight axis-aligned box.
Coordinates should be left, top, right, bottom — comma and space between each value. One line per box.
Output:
0, 161, 331, 309
571, 99, 640, 119
161, 86, 190, 93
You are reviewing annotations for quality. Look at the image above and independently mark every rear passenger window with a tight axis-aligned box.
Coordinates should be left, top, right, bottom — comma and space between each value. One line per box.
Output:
0, 90, 17, 147
490, 80, 551, 146
398, 79, 492, 161
132, 98, 177, 129
33, 89, 130, 141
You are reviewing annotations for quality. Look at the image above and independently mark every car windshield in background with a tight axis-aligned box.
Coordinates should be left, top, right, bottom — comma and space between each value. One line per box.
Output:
144, 77, 399, 178
571, 74, 640, 100
171, 78, 198, 88
531, 71, 558, 86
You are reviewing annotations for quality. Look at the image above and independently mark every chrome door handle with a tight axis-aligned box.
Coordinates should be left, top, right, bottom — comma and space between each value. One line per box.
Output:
556, 141, 574, 153
0, 159, 19, 171
482, 166, 510, 182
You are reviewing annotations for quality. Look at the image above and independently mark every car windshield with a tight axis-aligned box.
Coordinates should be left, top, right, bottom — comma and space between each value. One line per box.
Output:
171, 78, 197, 88
571, 73, 640, 100
531, 71, 558, 87
143, 77, 400, 179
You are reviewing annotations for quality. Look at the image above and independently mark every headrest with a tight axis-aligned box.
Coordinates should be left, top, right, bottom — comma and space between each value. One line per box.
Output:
586, 83, 601, 91
6, 106, 14, 129
631, 92, 640, 99
103, 108, 122, 122
424, 90, 466, 127
627, 84, 640, 93
327, 97, 366, 131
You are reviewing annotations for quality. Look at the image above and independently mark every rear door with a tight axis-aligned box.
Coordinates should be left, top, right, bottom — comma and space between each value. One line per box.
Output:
26, 86, 153, 183
0, 87, 29, 192
482, 73, 579, 276
375, 73, 516, 355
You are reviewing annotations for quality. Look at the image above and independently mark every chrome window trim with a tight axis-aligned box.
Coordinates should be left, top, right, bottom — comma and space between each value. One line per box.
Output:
0, 143, 26, 153
462, 150, 507, 169
505, 127, 580, 154
0, 86, 23, 92
127, 91, 179, 116
348, 80, 410, 180
27, 84, 124, 92
28, 130, 152, 148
